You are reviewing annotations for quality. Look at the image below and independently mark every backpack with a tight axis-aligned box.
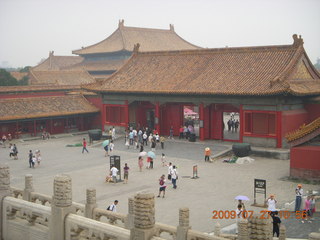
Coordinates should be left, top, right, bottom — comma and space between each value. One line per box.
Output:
159, 179, 164, 186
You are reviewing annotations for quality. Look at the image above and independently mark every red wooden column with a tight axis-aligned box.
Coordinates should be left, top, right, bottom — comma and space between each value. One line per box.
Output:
101, 104, 106, 131
199, 103, 205, 141
155, 102, 161, 134
276, 111, 282, 148
124, 100, 129, 128
50, 119, 53, 134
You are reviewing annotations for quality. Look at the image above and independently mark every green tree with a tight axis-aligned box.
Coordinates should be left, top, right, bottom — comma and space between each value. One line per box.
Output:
0, 69, 19, 86
18, 75, 29, 85
19, 66, 31, 72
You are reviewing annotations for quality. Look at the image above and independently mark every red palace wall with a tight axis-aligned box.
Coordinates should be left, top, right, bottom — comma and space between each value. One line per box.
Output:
161, 104, 183, 136
290, 146, 320, 179
85, 96, 102, 129
281, 109, 308, 137
305, 103, 320, 122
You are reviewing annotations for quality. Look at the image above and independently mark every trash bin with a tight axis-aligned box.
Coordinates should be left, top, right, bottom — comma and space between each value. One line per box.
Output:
189, 133, 196, 142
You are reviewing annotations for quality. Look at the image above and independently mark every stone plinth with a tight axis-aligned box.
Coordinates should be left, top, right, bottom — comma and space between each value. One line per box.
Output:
0, 164, 11, 238
85, 188, 97, 219
177, 208, 190, 240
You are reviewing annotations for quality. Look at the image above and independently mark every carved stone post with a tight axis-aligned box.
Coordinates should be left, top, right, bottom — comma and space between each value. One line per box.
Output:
125, 197, 134, 229
85, 188, 97, 219
238, 218, 249, 240
0, 164, 11, 238
50, 174, 75, 240
23, 174, 34, 202
130, 191, 155, 240
177, 208, 190, 240
214, 222, 221, 236
248, 214, 272, 240
309, 232, 320, 240
279, 225, 286, 240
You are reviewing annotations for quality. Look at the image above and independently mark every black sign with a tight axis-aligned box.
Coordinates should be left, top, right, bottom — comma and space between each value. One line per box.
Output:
253, 179, 266, 205
255, 179, 266, 189
110, 155, 121, 181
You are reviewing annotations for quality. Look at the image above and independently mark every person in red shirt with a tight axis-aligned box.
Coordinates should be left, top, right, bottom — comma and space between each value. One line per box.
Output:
82, 138, 89, 153
204, 147, 211, 162
179, 126, 184, 139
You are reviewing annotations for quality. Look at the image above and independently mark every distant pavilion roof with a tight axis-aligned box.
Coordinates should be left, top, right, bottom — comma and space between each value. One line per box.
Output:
72, 20, 201, 55
0, 95, 99, 121
84, 35, 320, 97
29, 69, 96, 86
32, 51, 83, 71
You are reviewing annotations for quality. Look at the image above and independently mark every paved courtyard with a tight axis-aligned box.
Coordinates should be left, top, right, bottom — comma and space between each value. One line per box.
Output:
0, 134, 319, 238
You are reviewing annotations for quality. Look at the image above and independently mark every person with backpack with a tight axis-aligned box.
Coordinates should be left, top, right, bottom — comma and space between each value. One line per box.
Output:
171, 165, 178, 189
157, 175, 166, 198
107, 200, 118, 212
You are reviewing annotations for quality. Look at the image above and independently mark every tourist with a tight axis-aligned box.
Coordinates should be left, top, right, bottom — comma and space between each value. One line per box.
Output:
35, 150, 41, 166
125, 137, 130, 149
129, 131, 134, 145
171, 165, 178, 189
138, 156, 144, 172
104, 144, 109, 157
82, 138, 89, 153
266, 194, 277, 213
272, 211, 281, 237
295, 184, 303, 212
169, 126, 174, 139
112, 126, 116, 140
184, 126, 189, 139
7, 133, 12, 142
167, 162, 173, 181
235, 204, 243, 234
9, 143, 14, 158
110, 165, 118, 183
13, 144, 18, 160
160, 136, 165, 149
32, 155, 36, 168
107, 200, 118, 212
157, 174, 166, 198
204, 147, 211, 162
139, 144, 144, 152
235, 120, 240, 132
303, 196, 312, 223
310, 195, 317, 219
161, 153, 166, 167
2, 134, 7, 148
109, 140, 114, 154
148, 134, 153, 146
179, 126, 184, 139
28, 150, 33, 168
123, 163, 130, 184
151, 139, 156, 151
143, 132, 148, 146
146, 156, 151, 169
149, 156, 154, 169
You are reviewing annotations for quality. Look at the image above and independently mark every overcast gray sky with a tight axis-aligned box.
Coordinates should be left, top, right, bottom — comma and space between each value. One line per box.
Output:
0, 0, 319, 68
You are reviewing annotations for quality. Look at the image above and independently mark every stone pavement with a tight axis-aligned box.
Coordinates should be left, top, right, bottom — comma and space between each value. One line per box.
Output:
0, 134, 319, 238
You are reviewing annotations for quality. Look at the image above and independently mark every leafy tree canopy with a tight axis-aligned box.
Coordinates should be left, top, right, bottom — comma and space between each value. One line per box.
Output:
0, 69, 19, 86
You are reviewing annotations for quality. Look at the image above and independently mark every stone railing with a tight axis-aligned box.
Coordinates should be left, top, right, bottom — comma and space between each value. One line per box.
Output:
65, 213, 130, 240
285, 117, 320, 142
93, 207, 127, 226
10, 186, 22, 199
154, 222, 177, 239
2, 196, 51, 239
30, 192, 52, 205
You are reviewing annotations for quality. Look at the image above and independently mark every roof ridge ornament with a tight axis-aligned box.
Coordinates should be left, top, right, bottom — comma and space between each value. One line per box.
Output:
292, 34, 304, 47
133, 43, 140, 53
119, 19, 124, 28
169, 24, 174, 31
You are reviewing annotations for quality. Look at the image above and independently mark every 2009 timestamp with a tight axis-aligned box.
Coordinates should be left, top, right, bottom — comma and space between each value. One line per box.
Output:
212, 210, 307, 220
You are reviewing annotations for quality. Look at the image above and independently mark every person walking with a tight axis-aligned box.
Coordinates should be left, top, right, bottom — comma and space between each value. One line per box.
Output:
28, 150, 33, 168
82, 138, 89, 153
151, 139, 156, 151
13, 144, 18, 160
160, 136, 165, 149
235, 204, 243, 234
104, 144, 109, 157
169, 126, 174, 139
143, 132, 148, 146
167, 162, 173, 181
138, 156, 144, 172
171, 165, 178, 189
109, 141, 114, 154
9, 144, 14, 158
107, 200, 119, 212
161, 153, 166, 167
157, 175, 166, 198
35, 150, 41, 166
112, 126, 116, 140
204, 147, 211, 162
179, 126, 184, 139
123, 163, 130, 184
295, 184, 303, 212
110, 165, 118, 183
